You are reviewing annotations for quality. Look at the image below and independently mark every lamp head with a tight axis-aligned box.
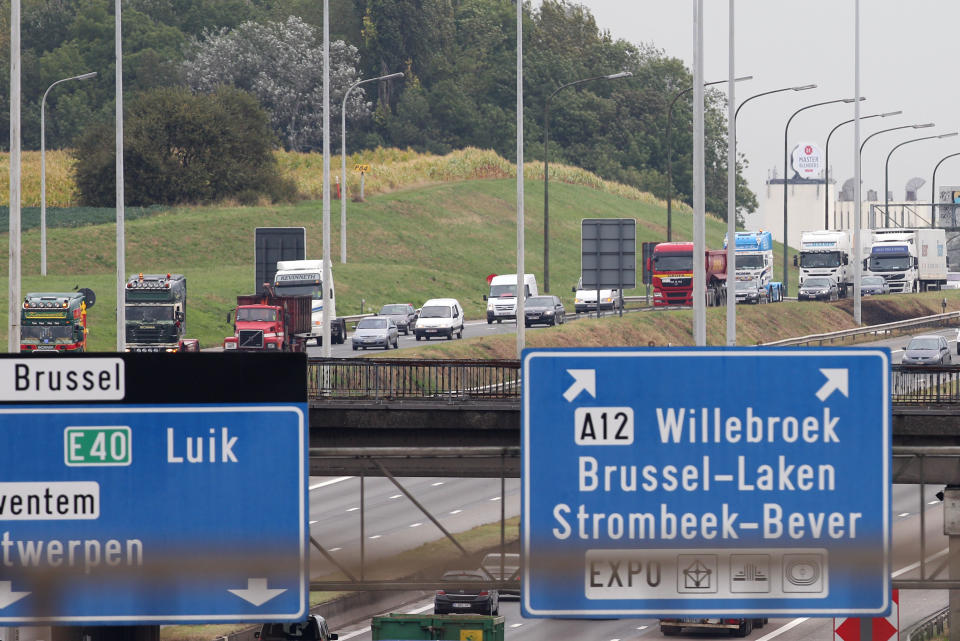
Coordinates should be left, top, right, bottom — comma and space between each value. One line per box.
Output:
938, 132, 959, 139
914, 122, 935, 129
605, 71, 632, 80
791, 84, 817, 91
77, 72, 97, 80
880, 110, 902, 118
842, 97, 867, 103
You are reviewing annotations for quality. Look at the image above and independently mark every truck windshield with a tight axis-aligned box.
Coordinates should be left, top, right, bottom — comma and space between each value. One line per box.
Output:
654, 254, 692, 271
125, 305, 173, 322
274, 282, 321, 297
735, 255, 764, 269
21, 326, 73, 339
868, 255, 911, 272
490, 284, 517, 297
237, 308, 277, 322
800, 252, 842, 268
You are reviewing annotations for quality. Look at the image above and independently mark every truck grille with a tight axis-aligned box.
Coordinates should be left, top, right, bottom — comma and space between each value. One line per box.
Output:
238, 329, 264, 348
127, 327, 170, 343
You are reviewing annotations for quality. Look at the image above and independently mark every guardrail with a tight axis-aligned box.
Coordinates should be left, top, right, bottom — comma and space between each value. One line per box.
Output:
762, 311, 960, 347
308, 357, 960, 405
308, 357, 520, 401
905, 606, 948, 641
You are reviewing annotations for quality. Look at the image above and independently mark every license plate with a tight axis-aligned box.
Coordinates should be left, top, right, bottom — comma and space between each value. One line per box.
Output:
426, 329, 438, 333
452, 603, 471, 608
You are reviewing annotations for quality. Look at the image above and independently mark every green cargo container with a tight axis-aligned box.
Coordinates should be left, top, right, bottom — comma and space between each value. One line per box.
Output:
371, 613, 505, 641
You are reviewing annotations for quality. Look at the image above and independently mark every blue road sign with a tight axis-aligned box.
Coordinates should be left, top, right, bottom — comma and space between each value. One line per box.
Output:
0, 404, 307, 624
521, 348, 890, 618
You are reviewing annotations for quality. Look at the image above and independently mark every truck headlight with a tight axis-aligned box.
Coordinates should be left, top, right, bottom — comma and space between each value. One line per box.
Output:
266, 343, 277, 350
224, 342, 237, 350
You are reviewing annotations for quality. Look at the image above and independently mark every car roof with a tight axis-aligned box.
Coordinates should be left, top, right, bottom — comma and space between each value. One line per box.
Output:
422, 298, 461, 306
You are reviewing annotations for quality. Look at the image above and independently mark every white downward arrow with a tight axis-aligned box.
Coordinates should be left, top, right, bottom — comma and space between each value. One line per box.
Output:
816, 368, 849, 402
228, 578, 287, 606
0, 581, 30, 609
563, 369, 596, 402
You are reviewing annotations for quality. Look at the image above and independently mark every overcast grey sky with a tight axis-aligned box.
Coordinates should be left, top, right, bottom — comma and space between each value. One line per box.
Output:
555, 0, 960, 215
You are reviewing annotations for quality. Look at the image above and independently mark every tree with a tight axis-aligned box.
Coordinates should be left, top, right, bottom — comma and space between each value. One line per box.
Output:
183, 16, 370, 151
73, 86, 295, 206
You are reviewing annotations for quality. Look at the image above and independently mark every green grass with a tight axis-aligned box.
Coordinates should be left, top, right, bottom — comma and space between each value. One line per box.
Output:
0, 174, 759, 350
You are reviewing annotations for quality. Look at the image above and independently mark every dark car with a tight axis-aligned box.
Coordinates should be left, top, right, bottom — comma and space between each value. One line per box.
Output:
902, 334, 952, 366
480, 552, 520, 598
257, 616, 337, 641
378, 303, 417, 335
434, 569, 499, 615
524, 295, 565, 327
861, 275, 890, 296
798, 276, 839, 301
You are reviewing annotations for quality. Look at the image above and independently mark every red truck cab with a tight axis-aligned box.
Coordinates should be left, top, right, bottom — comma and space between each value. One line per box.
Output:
649, 242, 727, 307
224, 294, 311, 352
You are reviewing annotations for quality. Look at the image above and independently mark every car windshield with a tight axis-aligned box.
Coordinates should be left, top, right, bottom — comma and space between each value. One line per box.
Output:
357, 318, 387, 329
800, 251, 842, 268
735, 255, 764, 269
654, 254, 692, 271
236, 308, 277, 322
490, 284, 517, 297
125, 305, 173, 322
442, 571, 484, 581
908, 337, 941, 351
862, 277, 885, 286
380, 305, 409, 315
420, 306, 452, 318
527, 297, 554, 306
735, 280, 759, 291
804, 278, 831, 288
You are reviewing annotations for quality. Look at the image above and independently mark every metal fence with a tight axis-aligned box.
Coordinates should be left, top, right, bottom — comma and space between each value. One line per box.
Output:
309, 357, 960, 406
906, 606, 949, 641
308, 357, 521, 401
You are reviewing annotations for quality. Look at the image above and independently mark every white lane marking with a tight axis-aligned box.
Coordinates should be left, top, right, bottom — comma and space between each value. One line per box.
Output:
432, 481, 445, 486
929, 499, 940, 505
310, 476, 353, 490
309, 520, 317, 525
346, 507, 359, 512
898, 512, 910, 517
389, 494, 403, 499
410, 522, 423, 528
450, 509, 463, 515
369, 534, 381, 539
490, 496, 502, 502
757, 549, 950, 640
636, 625, 648, 630
328, 547, 341, 552
510, 623, 524, 628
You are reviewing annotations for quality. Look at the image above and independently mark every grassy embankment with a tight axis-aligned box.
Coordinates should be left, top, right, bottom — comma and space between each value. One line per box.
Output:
0, 146, 912, 351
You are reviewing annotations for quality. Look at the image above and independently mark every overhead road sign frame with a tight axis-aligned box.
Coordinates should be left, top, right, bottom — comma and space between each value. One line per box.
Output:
0, 352, 308, 625
580, 218, 636, 290
521, 347, 890, 618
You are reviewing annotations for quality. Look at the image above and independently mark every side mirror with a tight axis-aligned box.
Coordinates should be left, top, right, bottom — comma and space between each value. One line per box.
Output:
483, 294, 487, 301
914, 257, 919, 268
226, 311, 233, 324
863, 259, 868, 270
571, 286, 576, 293
843, 255, 849, 265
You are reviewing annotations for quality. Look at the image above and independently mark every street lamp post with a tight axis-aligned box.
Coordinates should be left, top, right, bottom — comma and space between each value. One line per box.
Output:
41, 71, 97, 276
884, 132, 958, 227
931, 152, 960, 228
857, 122, 934, 227
542, 70, 631, 292
665, 75, 751, 242
823, 110, 901, 229
782, 97, 862, 296
340, 71, 403, 264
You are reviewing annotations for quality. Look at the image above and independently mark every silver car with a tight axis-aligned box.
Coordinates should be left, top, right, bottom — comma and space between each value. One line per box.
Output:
902, 334, 951, 366
351, 316, 399, 350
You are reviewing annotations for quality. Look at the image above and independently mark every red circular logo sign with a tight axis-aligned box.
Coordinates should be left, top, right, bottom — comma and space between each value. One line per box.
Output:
804, 145, 813, 154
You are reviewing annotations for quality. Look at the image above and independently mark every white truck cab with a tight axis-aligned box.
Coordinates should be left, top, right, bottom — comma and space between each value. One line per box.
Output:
485, 274, 538, 323
273, 259, 346, 344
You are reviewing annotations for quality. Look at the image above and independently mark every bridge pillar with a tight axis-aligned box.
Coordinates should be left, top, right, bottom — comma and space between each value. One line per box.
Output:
943, 487, 960, 641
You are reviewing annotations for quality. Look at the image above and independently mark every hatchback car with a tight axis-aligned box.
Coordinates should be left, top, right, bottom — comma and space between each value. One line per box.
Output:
524, 295, 565, 327
903, 334, 952, 366
861, 275, 890, 295
798, 277, 839, 301
434, 569, 499, 615
378, 303, 417, 335
351, 316, 399, 350
257, 616, 337, 641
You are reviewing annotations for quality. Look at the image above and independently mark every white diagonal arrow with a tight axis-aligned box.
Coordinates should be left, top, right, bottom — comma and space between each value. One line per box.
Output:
816, 368, 849, 402
563, 369, 596, 402
0, 581, 30, 609
228, 578, 287, 606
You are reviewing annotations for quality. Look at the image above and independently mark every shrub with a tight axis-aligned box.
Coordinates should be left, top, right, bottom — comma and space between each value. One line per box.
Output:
72, 86, 297, 206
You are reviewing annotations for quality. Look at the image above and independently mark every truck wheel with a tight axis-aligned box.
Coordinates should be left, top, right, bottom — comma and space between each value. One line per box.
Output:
487, 318, 493, 325
735, 619, 753, 637
415, 335, 421, 341
352, 344, 357, 351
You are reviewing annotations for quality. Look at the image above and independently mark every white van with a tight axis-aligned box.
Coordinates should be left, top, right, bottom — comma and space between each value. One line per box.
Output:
414, 298, 465, 341
484, 274, 539, 323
